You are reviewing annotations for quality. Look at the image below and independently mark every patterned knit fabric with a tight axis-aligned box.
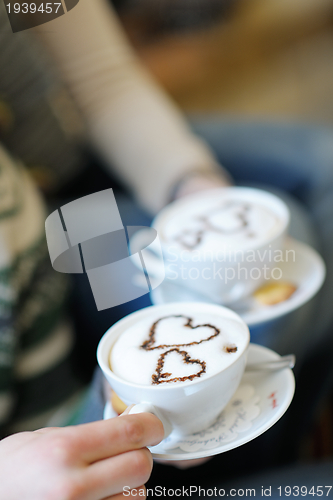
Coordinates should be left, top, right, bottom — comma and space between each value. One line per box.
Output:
0, 1, 85, 193
0, 3, 86, 437
0, 146, 85, 437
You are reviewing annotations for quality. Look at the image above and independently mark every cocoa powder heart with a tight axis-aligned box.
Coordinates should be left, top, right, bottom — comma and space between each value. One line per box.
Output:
152, 348, 206, 385
174, 201, 251, 250
141, 315, 220, 351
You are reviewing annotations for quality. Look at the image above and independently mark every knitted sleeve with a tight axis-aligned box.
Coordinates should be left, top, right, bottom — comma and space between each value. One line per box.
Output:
35, 0, 223, 214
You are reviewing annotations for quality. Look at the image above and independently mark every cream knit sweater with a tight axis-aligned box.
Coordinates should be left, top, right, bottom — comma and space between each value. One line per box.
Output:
35, 0, 222, 214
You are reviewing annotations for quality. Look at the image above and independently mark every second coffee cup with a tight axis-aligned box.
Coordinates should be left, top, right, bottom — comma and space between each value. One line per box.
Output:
131, 187, 290, 304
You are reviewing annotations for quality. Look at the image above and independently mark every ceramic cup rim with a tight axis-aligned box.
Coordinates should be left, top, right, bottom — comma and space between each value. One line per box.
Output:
97, 302, 250, 391
152, 186, 290, 253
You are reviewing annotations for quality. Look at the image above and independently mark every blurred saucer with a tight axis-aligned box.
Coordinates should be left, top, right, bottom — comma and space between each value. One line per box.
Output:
150, 238, 325, 327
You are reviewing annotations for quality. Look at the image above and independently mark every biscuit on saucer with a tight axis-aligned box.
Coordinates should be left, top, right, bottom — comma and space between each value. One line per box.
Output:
111, 391, 128, 415
253, 281, 297, 305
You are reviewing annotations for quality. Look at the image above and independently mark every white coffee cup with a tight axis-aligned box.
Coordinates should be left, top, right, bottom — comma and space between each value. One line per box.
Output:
131, 187, 290, 304
97, 302, 250, 438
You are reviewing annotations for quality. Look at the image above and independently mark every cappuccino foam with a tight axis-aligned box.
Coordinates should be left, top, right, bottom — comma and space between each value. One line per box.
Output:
110, 313, 248, 386
163, 192, 282, 252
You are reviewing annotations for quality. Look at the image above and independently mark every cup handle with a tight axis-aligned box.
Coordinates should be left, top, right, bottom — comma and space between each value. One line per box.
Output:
128, 403, 173, 439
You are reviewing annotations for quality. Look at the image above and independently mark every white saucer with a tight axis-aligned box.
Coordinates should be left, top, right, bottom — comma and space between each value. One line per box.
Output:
103, 343, 295, 461
150, 238, 325, 327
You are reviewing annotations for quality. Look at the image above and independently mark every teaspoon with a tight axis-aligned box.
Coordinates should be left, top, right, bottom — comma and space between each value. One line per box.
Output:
245, 354, 295, 372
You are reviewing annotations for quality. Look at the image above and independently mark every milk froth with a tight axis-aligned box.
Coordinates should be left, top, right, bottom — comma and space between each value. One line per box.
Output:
163, 192, 282, 252
110, 313, 248, 386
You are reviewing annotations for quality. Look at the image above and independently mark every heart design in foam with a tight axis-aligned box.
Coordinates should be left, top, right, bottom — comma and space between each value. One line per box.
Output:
175, 229, 204, 250
201, 202, 250, 234
141, 315, 220, 351
174, 201, 251, 250
152, 348, 206, 385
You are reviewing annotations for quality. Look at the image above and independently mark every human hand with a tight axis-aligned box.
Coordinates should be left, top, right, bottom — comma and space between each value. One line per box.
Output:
107, 387, 210, 470
173, 169, 232, 201
0, 412, 164, 500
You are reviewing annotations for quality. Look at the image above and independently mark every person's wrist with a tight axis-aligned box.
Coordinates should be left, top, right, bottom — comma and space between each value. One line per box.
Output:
169, 168, 232, 203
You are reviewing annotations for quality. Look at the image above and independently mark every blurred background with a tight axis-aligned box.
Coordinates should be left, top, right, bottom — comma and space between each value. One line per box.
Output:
114, 0, 333, 125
